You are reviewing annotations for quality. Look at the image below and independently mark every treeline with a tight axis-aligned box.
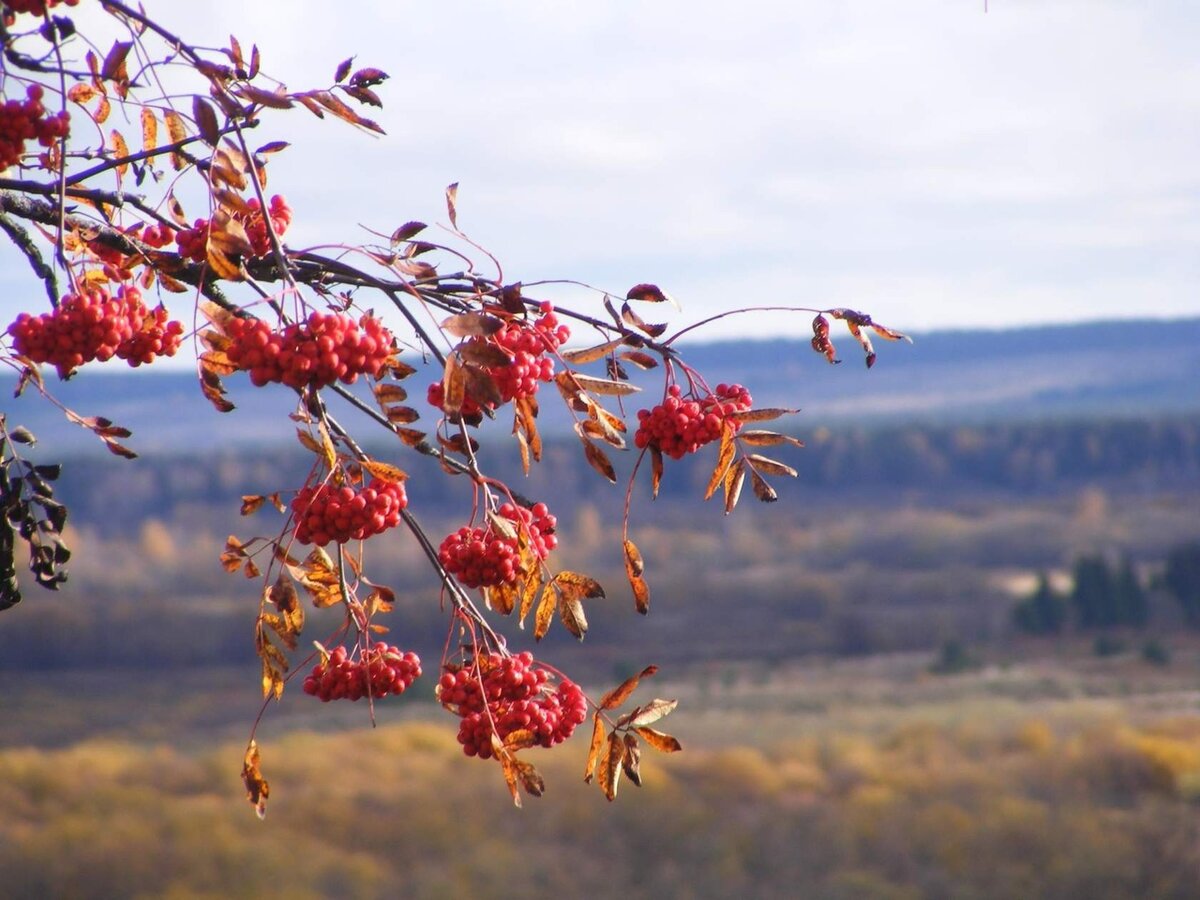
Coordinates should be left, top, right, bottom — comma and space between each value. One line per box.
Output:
4, 717, 1200, 899
1013, 542, 1200, 636
44, 414, 1200, 531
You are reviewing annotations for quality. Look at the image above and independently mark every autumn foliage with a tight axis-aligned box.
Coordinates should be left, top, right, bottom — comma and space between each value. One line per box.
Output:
0, 0, 907, 814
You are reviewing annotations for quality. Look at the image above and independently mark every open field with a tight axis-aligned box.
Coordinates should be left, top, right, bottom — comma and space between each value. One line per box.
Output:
5, 649, 1200, 899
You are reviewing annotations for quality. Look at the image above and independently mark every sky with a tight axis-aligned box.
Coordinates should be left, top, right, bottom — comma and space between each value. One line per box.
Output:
2, 0, 1197, 342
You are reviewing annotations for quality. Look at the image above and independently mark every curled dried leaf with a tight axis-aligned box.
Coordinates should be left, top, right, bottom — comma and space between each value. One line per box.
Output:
621, 733, 642, 787
584, 714, 606, 784
747, 454, 798, 478
583, 439, 617, 484
441, 312, 504, 338
750, 468, 778, 503
242, 740, 269, 819
562, 338, 625, 365
599, 664, 658, 710
628, 698, 678, 729
633, 726, 682, 754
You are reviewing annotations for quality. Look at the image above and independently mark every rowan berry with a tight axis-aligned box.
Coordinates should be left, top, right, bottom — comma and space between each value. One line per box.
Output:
634, 382, 753, 459
302, 643, 422, 702
224, 311, 394, 390
291, 477, 407, 545
437, 501, 557, 589
438, 652, 587, 757
6, 285, 183, 377
427, 307, 570, 417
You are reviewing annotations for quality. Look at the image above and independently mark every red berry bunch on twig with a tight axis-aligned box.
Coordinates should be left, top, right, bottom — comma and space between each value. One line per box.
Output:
634, 382, 752, 459
291, 477, 408, 546
438, 651, 588, 758
224, 311, 394, 389
437, 501, 557, 589
6, 285, 183, 377
427, 305, 571, 417
0, 85, 70, 172
175, 194, 293, 263
302, 643, 422, 702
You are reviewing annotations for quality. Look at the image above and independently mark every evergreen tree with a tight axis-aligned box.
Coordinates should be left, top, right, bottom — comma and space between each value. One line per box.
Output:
1164, 543, 1200, 627
1113, 557, 1148, 628
1012, 572, 1068, 635
1072, 555, 1117, 628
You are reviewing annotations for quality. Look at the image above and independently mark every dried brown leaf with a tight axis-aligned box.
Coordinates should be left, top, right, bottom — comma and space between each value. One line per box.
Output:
599, 664, 658, 710
570, 372, 641, 397
747, 454, 798, 478
750, 468, 778, 503
738, 430, 804, 448
619, 350, 659, 370
445, 182, 459, 229
600, 732, 624, 801
561, 338, 625, 365
633, 726, 682, 754
441, 312, 504, 338
360, 458, 407, 483
621, 302, 667, 339
726, 408, 800, 425
109, 129, 130, 177
628, 698, 678, 729
242, 740, 269, 819
724, 459, 746, 514
650, 445, 664, 499
704, 426, 736, 501
193, 96, 221, 146
533, 582, 557, 641
373, 383, 408, 404
583, 439, 617, 484
621, 733, 643, 787
558, 594, 588, 641
584, 713, 606, 784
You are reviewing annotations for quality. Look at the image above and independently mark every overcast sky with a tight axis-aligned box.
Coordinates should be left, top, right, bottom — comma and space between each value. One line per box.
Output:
4, 0, 1198, 342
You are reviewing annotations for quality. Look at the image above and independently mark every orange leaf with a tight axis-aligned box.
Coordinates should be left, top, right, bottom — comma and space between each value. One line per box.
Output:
599, 732, 624, 801
599, 664, 658, 710
441, 312, 503, 338
241, 740, 269, 819
583, 440, 617, 484
583, 713, 606, 784
633, 726, 682, 754
360, 458, 407, 483
724, 459, 746, 515
140, 108, 158, 153
704, 425, 736, 501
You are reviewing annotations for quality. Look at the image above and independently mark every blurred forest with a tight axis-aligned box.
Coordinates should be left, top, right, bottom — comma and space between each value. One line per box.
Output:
3, 401, 1200, 897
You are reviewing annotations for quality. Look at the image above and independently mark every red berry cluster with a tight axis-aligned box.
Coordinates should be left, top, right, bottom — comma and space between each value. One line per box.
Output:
6, 286, 184, 377
0, 85, 70, 172
291, 478, 407, 546
437, 501, 557, 589
140, 223, 175, 248
438, 651, 588, 758
224, 311, 394, 389
302, 643, 422, 702
427, 305, 571, 417
634, 382, 753, 459
82, 223, 177, 282
243, 195, 294, 257
119, 303, 185, 367
174, 194, 293, 263
2, 0, 79, 16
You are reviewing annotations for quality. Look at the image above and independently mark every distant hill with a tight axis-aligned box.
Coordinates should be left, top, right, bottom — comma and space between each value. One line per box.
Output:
3, 317, 1197, 454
